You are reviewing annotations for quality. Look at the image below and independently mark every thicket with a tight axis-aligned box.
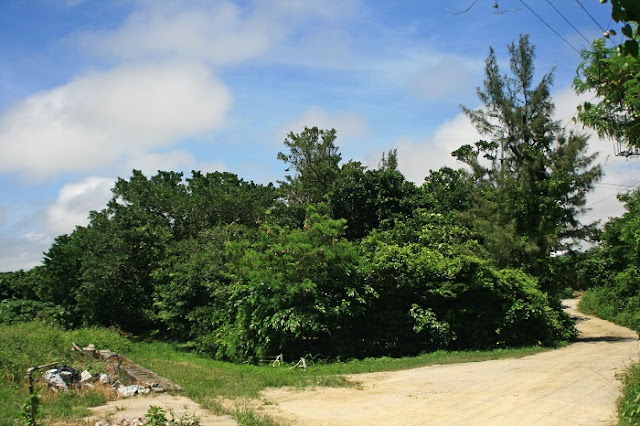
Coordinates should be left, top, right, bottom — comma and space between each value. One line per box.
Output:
0, 35, 598, 362
578, 189, 640, 331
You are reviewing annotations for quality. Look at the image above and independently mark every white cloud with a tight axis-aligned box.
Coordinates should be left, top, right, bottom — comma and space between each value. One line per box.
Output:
0, 234, 48, 272
47, 176, 114, 235
280, 106, 369, 145
389, 112, 481, 183
80, 0, 360, 66
0, 63, 231, 181
407, 56, 478, 101
551, 86, 628, 223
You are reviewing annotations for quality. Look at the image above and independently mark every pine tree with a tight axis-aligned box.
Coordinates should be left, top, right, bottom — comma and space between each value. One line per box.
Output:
454, 34, 602, 275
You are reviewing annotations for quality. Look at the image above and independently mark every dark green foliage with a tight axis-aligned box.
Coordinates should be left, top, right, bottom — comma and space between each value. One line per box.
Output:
329, 162, 418, 240
0, 269, 39, 300
151, 224, 253, 341
579, 189, 640, 331
33, 169, 276, 334
420, 167, 474, 214
357, 227, 574, 357
277, 127, 342, 204
15, 115, 578, 362
601, 0, 640, 56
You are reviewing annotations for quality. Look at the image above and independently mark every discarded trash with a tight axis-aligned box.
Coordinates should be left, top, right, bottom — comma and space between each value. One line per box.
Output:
116, 384, 151, 397
84, 343, 96, 358
94, 416, 146, 426
80, 370, 93, 382
43, 369, 67, 392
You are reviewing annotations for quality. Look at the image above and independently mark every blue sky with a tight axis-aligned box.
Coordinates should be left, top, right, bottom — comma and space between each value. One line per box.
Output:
0, 0, 634, 271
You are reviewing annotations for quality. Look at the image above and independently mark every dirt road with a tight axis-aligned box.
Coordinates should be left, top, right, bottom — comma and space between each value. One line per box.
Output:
258, 299, 640, 425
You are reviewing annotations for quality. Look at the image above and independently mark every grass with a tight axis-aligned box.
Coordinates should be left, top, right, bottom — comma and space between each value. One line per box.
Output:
0, 321, 555, 425
617, 363, 640, 425
578, 293, 640, 425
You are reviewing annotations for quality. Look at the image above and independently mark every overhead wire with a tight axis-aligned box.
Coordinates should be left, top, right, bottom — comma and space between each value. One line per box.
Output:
518, 0, 581, 54
575, 0, 606, 33
588, 178, 640, 208
544, 0, 591, 45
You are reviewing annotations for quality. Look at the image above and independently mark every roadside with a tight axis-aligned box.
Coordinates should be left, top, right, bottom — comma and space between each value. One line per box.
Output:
256, 299, 640, 425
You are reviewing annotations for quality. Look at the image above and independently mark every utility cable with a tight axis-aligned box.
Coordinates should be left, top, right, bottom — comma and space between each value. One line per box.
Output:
588, 178, 640, 207
575, 0, 606, 33
545, 0, 591, 45
519, 0, 580, 54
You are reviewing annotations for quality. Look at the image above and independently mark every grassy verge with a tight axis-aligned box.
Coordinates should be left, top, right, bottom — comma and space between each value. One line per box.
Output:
618, 363, 640, 425
579, 292, 640, 425
0, 321, 554, 425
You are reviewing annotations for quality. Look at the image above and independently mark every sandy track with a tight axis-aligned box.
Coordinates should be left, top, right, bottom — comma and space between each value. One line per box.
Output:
258, 299, 640, 425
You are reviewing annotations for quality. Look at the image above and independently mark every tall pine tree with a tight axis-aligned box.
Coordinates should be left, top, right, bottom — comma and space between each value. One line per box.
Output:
454, 34, 602, 276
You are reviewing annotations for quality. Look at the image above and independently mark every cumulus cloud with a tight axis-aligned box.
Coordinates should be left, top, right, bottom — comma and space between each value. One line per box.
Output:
280, 106, 369, 145
47, 176, 114, 234
387, 112, 481, 184
0, 63, 231, 181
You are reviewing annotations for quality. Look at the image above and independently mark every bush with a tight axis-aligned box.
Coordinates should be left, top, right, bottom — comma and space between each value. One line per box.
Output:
0, 299, 70, 326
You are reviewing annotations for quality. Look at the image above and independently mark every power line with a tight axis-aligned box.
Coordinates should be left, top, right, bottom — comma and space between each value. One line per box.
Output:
589, 178, 640, 207
545, 0, 591, 45
519, 0, 580, 54
575, 0, 605, 33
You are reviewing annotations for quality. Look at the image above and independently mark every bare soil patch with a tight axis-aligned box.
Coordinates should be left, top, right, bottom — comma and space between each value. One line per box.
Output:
257, 299, 640, 425
85, 393, 237, 425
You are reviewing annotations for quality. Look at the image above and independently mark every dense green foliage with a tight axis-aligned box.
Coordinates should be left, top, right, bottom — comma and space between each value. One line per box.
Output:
579, 189, 640, 331
0, 35, 595, 365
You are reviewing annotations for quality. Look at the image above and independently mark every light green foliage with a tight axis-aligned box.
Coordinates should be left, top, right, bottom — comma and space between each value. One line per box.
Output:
0, 322, 131, 425
215, 207, 371, 360
618, 363, 640, 425
457, 34, 601, 278
575, 38, 640, 150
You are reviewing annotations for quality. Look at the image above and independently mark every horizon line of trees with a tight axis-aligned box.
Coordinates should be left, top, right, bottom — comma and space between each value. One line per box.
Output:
0, 33, 612, 362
